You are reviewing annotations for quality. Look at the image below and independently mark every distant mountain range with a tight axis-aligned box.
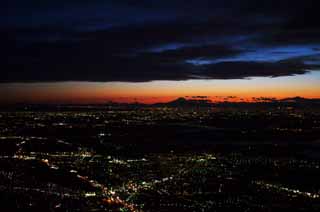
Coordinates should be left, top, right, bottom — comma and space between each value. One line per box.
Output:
161, 96, 319, 105
2, 97, 320, 111
281, 97, 320, 103
104, 96, 320, 108
152, 97, 212, 108
163, 96, 320, 108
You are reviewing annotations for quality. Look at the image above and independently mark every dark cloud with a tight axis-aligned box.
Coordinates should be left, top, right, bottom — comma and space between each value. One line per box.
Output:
2, 0, 320, 83
139, 45, 243, 61
192, 60, 317, 80
191, 96, 209, 99
252, 97, 277, 102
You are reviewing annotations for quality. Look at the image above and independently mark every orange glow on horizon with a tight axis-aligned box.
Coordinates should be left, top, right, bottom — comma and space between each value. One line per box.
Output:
0, 71, 319, 104
0, 86, 319, 104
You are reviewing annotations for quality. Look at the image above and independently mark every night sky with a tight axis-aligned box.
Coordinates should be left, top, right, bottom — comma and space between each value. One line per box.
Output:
2, 1, 320, 103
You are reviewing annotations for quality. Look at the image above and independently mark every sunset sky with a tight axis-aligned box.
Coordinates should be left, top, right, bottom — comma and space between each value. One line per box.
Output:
2, 1, 320, 104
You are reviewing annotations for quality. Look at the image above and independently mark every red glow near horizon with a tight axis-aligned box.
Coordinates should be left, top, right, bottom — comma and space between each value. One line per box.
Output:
0, 71, 319, 104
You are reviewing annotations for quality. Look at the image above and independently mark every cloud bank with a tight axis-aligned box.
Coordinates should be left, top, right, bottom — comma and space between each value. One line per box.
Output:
2, 0, 320, 82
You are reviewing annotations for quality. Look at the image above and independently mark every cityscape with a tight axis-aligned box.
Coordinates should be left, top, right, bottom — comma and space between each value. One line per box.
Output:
1, 98, 320, 211
3, 1, 320, 211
